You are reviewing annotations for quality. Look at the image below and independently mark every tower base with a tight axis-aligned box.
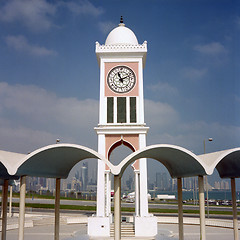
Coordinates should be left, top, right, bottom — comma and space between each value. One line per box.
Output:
88, 216, 111, 237
134, 215, 158, 237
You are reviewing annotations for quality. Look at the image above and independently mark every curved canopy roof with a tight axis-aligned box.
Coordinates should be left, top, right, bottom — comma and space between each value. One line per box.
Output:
0, 150, 25, 180
1, 144, 240, 180
199, 148, 240, 178
111, 144, 209, 178
8, 144, 110, 179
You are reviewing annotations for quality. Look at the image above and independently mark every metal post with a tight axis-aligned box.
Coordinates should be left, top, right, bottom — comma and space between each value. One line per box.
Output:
198, 176, 206, 240
231, 178, 239, 240
177, 178, 184, 240
114, 175, 121, 240
1, 179, 9, 240
55, 178, 61, 240
18, 176, 26, 240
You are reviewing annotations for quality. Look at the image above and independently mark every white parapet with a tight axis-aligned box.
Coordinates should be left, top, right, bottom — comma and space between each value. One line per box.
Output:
134, 215, 158, 237
88, 216, 110, 237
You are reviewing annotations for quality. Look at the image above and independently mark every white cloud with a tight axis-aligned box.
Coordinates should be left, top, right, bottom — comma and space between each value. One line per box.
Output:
0, 82, 239, 162
145, 99, 179, 129
62, 0, 104, 16
0, 82, 98, 153
147, 82, 178, 96
5, 35, 57, 57
182, 67, 207, 81
0, 0, 103, 32
0, 0, 56, 32
98, 21, 116, 34
194, 42, 228, 55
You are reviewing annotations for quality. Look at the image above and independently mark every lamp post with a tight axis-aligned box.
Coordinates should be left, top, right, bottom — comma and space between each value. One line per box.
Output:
204, 138, 213, 218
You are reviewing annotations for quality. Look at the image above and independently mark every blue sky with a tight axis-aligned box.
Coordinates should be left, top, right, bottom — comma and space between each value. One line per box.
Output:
0, 0, 239, 185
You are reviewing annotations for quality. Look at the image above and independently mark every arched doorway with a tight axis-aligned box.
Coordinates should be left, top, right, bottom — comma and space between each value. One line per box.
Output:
108, 139, 136, 222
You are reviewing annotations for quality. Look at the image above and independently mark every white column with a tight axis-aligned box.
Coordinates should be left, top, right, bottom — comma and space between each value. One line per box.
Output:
177, 178, 184, 240
9, 185, 13, 217
135, 171, 140, 216
105, 171, 111, 217
96, 134, 106, 217
1, 179, 9, 240
231, 178, 239, 240
198, 176, 206, 240
139, 134, 149, 217
55, 178, 61, 240
18, 176, 26, 240
114, 175, 121, 240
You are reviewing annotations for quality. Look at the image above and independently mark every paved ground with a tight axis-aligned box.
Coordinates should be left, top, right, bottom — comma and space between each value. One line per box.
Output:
5, 223, 236, 240
1, 212, 238, 240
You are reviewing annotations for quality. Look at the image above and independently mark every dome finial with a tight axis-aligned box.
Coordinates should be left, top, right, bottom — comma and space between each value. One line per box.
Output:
120, 16, 124, 24
119, 16, 125, 26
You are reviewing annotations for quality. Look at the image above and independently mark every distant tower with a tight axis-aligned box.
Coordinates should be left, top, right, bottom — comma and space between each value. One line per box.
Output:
81, 162, 88, 191
88, 18, 157, 237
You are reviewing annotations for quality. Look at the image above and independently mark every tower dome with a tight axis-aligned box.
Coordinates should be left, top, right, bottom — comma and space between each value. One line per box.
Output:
105, 18, 138, 45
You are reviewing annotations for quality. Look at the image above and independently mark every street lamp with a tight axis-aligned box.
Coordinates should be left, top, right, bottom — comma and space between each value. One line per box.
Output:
204, 138, 213, 218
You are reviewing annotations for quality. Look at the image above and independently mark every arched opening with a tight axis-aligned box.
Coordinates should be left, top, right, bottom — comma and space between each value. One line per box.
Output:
108, 140, 135, 160
147, 158, 202, 205
109, 141, 135, 193
112, 144, 208, 239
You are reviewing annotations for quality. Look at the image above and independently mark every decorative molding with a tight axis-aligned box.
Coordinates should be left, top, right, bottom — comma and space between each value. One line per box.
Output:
96, 41, 147, 53
96, 41, 147, 68
95, 124, 149, 135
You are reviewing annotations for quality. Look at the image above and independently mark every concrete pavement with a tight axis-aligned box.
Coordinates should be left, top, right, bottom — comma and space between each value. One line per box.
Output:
0, 212, 239, 239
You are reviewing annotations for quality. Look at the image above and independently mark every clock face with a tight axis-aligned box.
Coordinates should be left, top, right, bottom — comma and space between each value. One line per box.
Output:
107, 66, 136, 93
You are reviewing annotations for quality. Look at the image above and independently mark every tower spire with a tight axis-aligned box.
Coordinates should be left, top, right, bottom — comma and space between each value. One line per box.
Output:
120, 16, 124, 24
119, 16, 125, 26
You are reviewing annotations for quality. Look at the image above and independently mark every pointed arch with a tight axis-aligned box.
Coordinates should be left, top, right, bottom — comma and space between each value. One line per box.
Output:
107, 139, 135, 160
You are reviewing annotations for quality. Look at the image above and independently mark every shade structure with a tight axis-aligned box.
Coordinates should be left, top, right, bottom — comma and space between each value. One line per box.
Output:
0, 150, 24, 179
111, 144, 209, 178
8, 143, 110, 178
215, 149, 240, 178
199, 148, 240, 178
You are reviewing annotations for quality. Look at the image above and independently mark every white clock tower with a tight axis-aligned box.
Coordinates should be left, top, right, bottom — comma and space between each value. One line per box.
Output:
88, 17, 157, 237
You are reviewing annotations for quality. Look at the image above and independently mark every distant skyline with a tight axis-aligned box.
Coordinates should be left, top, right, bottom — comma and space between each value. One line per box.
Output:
0, 0, 239, 185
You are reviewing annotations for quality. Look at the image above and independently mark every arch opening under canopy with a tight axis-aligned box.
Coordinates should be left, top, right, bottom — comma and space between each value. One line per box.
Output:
111, 144, 209, 178
9, 143, 110, 179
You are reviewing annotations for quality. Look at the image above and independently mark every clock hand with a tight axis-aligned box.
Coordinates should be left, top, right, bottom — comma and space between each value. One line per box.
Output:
121, 75, 129, 80
117, 72, 123, 83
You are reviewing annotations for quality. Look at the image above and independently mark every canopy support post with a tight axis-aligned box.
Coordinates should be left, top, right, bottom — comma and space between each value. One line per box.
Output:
1, 179, 9, 240
114, 175, 121, 240
55, 178, 61, 240
18, 176, 26, 240
177, 178, 184, 240
9, 185, 13, 217
135, 170, 140, 217
231, 178, 239, 240
198, 175, 206, 240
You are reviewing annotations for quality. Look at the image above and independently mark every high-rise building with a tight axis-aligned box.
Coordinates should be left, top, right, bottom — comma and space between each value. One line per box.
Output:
81, 162, 88, 191
156, 172, 169, 190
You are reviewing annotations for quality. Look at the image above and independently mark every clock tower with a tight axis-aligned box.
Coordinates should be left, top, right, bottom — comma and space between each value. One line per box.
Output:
88, 18, 157, 237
